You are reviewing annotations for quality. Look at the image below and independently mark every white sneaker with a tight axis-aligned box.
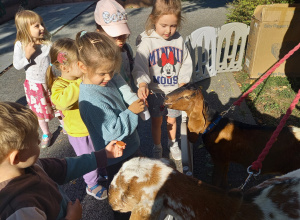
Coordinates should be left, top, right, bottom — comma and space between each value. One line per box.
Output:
153, 145, 162, 159
169, 142, 182, 160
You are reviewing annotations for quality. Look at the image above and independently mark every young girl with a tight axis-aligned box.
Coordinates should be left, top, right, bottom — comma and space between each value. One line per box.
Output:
94, 0, 137, 92
46, 38, 108, 200
132, 0, 193, 160
13, 10, 57, 148
76, 31, 144, 219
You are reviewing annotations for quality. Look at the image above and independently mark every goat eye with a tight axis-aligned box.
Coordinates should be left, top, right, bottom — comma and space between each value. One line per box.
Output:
184, 96, 190, 100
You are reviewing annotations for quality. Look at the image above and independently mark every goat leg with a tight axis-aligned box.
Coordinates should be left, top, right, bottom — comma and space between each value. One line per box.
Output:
212, 161, 229, 189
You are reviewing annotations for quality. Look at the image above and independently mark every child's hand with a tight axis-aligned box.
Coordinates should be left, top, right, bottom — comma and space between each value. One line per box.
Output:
65, 199, 82, 220
128, 99, 145, 114
105, 140, 126, 158
137, 83, 149, 100
24, 42, 36, 60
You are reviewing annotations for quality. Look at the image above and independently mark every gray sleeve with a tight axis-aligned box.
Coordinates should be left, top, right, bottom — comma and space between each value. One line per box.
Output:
132, 40, 152, 87
7, 207, 47, 220
114, 74, 139, 105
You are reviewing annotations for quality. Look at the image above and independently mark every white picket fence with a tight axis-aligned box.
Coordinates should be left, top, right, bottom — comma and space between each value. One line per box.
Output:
185, 22, 250, 82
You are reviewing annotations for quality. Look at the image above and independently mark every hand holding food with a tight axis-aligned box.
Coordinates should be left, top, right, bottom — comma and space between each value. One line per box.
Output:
105, 140, 126, 158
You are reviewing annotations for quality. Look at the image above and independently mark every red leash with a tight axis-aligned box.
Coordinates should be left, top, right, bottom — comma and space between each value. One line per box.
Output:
240, 90, 300, 190
251, 89, 300, 171
234, 42, 300, 189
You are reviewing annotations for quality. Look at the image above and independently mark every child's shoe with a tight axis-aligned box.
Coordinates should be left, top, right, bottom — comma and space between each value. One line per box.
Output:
152, 145, 162, 159
169, 142, 182, 160
86, 184, 107, 200
40, 133, 52, 148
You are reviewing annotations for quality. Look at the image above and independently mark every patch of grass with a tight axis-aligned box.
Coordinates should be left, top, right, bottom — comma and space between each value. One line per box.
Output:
233, 71, 300, 126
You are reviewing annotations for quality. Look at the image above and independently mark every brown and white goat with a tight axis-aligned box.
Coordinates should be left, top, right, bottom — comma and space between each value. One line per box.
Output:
163, 83, 300, 189
109, 157, 300, 220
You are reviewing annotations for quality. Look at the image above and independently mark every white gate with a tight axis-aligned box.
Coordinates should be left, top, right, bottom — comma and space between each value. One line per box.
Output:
185, 22, 250, 78
216, 22, 250, 73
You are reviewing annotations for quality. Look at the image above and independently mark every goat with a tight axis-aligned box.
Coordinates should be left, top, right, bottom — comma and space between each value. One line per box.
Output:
109, 157, 300, 220
163, 82, 300, 189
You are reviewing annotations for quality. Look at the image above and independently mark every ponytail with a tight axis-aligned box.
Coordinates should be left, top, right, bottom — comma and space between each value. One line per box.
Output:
46, 65, 56, 90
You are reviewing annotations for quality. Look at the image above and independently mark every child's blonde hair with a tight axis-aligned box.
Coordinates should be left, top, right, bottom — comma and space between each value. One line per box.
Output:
46, 38, 78, 89
15, 10, 51, 46
0, 102, 38, 163
145, 0, 183, 35
75, 31, 121, 74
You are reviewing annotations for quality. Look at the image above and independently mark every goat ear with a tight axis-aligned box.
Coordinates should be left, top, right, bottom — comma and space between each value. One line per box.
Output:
188, 114, 206, 134
188, 91, 206, 134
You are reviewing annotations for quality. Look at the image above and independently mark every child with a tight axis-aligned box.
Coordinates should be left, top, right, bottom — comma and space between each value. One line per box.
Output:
47, 38, 108, 200
94, 0, 137, 92
13, 10, 59, 148
132, 0, 193, 160
76, 31, 144, 219
0, 101, 125, 220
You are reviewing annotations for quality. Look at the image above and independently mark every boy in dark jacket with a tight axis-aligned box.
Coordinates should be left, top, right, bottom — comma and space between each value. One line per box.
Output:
0, 102, 125, 220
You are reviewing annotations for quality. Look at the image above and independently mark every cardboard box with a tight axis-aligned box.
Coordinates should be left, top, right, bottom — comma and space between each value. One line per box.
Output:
244, 4, 300, 78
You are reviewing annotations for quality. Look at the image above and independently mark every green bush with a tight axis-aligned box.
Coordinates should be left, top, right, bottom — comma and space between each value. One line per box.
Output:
226, 0, 295, 25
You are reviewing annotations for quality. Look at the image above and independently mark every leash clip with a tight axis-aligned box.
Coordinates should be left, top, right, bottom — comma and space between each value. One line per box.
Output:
239, 166, 261, 190
220, 104, 235, 117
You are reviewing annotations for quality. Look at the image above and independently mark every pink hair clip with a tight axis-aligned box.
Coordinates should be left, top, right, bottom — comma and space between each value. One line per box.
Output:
57, 52, 67, 64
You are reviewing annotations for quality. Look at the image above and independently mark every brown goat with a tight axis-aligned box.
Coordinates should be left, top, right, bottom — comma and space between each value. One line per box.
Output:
109, 157, 300, 220
163, 83, 300, 189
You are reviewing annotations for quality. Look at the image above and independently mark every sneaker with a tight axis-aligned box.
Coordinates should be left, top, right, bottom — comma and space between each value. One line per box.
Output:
169, 142, 182, 160
86, 184, 107, 200
40, 133, 52, 148
152, 145, 162, 159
